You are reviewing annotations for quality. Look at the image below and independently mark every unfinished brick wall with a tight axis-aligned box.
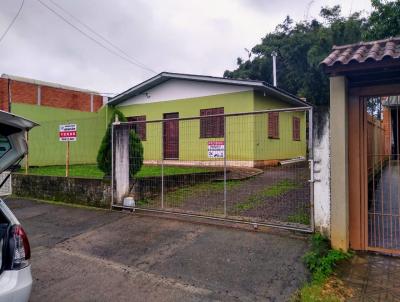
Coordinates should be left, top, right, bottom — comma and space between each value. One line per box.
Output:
10, 80, 37, 105
0, 77, 103, 112
0, 79, 8, 111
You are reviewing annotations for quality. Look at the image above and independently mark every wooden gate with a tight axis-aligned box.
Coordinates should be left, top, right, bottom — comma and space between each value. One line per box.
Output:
349, 85, 400, 254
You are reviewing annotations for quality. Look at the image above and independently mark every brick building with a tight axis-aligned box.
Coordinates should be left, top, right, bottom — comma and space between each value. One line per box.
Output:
0, 74, 105, 112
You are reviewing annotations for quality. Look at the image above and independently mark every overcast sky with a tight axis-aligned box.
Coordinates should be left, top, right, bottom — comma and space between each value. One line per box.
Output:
0, 0, 372, 95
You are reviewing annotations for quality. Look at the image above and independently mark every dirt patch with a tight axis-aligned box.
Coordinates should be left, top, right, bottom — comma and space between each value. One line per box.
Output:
142, 163, 311, 226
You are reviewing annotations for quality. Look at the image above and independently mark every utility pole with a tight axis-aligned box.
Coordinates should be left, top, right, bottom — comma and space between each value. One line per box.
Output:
271, 51, 278, 87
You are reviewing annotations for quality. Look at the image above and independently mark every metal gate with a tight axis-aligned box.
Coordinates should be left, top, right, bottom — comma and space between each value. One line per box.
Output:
366, 95, 400, 253
111, 107, 314, 232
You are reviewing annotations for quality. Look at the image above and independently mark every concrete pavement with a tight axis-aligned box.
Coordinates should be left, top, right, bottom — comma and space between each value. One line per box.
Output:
6, 198, 310, 302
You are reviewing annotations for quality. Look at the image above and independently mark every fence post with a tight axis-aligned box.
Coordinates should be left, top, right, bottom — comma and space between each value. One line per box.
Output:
224, 115, 227, 217
161, 121, 164, 209
111, 122, 114, 208
308, 107, 315, 232
114, 122, 130, 204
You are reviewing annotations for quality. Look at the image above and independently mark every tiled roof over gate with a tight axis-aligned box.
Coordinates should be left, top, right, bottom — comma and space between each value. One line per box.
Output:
321, 37, 400, 68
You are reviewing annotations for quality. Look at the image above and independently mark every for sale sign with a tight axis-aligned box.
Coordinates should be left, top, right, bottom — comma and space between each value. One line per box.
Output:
208, 141, 224, 158
59, 124, 77, 142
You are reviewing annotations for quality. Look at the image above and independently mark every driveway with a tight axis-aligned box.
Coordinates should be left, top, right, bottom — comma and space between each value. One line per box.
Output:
5, 198, 309, 302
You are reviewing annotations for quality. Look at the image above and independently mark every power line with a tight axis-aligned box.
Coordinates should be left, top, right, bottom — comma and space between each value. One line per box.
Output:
46, 0, 156, 74
35, 0, 157, 74
0, 0, 25, 45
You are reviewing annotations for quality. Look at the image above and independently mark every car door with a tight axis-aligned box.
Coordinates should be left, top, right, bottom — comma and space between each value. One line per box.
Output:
0, 110, 38, 174
0, 110, 37, 274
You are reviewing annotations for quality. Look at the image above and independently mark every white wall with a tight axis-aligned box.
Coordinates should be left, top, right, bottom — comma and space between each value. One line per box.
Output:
313, 111, 331, 236
118, 79, 252, 106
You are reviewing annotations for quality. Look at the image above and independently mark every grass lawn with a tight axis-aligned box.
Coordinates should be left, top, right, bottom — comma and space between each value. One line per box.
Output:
21, 164, 211, 179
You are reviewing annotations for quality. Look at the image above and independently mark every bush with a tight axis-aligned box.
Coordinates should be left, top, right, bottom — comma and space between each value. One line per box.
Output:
303, 234, 352, 282
291, 234, 354, 302
129, 130, 143, 178
97, 109, 143, 177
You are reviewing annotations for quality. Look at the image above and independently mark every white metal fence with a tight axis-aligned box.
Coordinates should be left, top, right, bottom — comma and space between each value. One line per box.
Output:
111, 107, 314, 232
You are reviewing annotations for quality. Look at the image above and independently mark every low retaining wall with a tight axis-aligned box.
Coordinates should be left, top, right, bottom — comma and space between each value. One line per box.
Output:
12, 174, 111, 208
12, 171, 225, 207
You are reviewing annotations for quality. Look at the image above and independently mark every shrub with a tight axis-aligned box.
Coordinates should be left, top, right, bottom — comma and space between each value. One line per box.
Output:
303, 233, 352, 282
97, 109, 143, 177
129, 130, 144, 178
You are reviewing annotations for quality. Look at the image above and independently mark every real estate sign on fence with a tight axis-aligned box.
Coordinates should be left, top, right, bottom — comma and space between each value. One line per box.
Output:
208, 141, 224, 158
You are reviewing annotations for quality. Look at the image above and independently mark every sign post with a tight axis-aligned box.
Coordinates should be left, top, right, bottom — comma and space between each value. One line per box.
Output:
66, 140, 70, 177
59, 124, 77, 177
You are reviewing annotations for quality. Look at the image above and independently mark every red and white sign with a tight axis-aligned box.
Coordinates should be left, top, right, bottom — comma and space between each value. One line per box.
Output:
59, 124, 77, 142
208, 141, 224, 158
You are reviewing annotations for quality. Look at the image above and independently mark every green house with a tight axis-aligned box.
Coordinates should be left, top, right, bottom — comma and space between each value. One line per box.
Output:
109, 72, 310, 168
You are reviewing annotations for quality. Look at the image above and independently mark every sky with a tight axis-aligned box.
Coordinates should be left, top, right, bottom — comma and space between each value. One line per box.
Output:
0, 0, 372, 95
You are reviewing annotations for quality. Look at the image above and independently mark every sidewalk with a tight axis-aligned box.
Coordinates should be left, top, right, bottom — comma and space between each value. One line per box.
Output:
336, 253, 400, 301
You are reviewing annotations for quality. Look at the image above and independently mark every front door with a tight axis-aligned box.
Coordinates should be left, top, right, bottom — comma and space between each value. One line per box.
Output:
163, 113, 179, 159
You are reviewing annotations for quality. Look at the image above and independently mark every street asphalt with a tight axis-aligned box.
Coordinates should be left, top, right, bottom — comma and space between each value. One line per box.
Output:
5, 198, 310, 302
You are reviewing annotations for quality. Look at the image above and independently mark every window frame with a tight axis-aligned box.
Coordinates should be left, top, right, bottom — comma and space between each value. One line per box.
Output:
127, 115, 147, 141
268, 112, 280, 139
200, 107, 224, 139
292, 116, 301, 141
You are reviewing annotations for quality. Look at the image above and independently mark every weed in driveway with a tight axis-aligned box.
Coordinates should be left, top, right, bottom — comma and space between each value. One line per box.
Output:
136, 197, 153, 207
292, 234, 354, 302
263, 179, 299, 197
287, 209, 310, 225
235, 179, 300, 211
152, 180, 241, 207
303, 234, 352, 282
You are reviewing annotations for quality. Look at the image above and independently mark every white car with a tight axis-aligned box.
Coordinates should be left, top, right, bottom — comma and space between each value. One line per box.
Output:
0, 110, 37, 302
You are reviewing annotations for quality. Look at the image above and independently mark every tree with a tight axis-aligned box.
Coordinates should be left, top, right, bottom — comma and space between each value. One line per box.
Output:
365, 0, 400, 40
129, 129, 144, 178
224, 3, 400, 106
97, 109, 143, 178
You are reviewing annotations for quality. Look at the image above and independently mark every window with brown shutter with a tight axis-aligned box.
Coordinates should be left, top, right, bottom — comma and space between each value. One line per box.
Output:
200, 107, 224, 138
128, 115, 146, 141
292, 117, 301, 141
268, 112, 279, 139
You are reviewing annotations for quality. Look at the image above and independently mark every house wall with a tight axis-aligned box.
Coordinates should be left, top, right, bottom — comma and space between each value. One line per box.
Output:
118, 79, 252, 105
117, 90, 255, 164
117, 86, 307, 165
12, 103, 109, 166
253, 92, 307, 161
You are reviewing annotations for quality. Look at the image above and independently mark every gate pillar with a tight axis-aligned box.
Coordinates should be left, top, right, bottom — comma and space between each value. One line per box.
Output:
115, 126, 130, 204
